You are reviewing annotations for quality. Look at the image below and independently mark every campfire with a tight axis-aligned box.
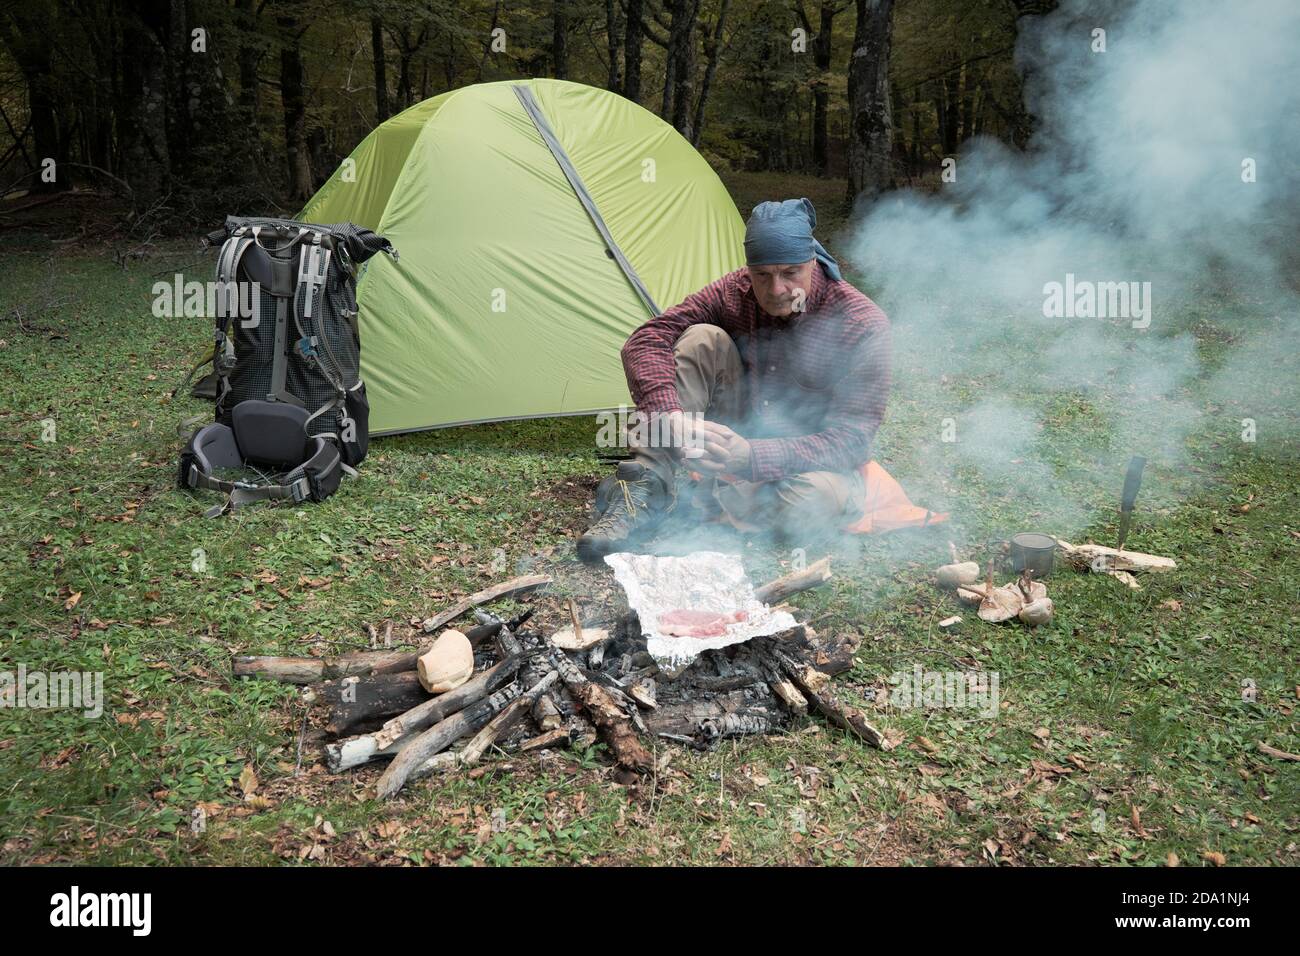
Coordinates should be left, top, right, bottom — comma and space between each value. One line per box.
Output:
232, 530, 1179, 799
233, 557, 891, 799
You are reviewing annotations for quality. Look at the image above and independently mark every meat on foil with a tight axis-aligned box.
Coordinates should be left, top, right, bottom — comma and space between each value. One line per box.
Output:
657, 609, 749, 638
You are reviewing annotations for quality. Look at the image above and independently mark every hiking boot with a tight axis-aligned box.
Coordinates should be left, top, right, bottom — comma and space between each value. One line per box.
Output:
577, 461, 673, 563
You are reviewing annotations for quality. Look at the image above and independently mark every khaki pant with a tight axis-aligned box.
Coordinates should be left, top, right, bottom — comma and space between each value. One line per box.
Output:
629, 325, 866, 538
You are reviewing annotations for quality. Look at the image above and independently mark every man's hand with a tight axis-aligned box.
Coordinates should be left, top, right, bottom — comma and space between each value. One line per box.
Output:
629, 409, 693, 460
688, 420, 751, 478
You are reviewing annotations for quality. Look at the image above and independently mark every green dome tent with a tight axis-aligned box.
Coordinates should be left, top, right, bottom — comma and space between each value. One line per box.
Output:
299, 78, 746, 435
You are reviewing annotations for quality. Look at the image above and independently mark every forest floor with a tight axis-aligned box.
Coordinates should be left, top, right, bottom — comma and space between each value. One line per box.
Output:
0, 174, 1296, 865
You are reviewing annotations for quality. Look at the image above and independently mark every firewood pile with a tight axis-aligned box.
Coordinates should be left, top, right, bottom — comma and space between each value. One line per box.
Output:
232, 559, 893, 800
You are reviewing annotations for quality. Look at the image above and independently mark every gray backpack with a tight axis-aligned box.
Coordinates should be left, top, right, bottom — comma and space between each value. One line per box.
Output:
178, 216, 396, 516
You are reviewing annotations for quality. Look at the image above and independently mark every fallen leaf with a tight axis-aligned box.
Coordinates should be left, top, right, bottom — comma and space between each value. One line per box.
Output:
238, 764, 259, 797
1130, 805, 1150, 840
1202, 850, 1226, 866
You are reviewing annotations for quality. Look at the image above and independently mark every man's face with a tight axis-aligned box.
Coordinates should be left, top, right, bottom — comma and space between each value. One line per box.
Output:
748, 260, 815, 317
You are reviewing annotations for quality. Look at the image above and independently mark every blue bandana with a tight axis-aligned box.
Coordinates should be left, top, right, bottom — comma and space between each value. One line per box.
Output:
743, 197, 842, 281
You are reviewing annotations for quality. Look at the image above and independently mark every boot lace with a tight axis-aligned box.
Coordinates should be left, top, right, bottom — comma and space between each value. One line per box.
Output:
593, 474, 675, 532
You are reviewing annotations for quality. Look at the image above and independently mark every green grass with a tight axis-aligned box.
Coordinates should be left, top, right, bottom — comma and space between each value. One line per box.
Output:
0, 180, 1296, 866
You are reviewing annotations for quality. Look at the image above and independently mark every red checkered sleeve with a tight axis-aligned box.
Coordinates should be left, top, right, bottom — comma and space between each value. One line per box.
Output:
621, 274, 733, 413
748, 299, 892, 481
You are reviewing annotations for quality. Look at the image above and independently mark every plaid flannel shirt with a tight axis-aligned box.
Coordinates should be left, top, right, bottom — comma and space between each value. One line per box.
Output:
620, 263, 891, 482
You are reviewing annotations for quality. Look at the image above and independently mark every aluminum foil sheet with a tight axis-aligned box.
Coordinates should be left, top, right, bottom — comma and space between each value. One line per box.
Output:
604, 551, 797, 672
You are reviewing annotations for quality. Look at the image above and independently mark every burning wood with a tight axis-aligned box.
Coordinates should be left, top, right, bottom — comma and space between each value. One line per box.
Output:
319, 672, 428, 737
549, 626, 610, 651
420, 574, 551, 632
233, 650, 412, 684
232, 619, 506, 685
754, 556, 832, 604
519, 728, 571, 753
768, 647, 891, 750
1055, 540, 1177, 573
240, 560, 896, 801
373, 654, 522, 750
531, 695, 563, 731
547, 648, 652, 773
375, 682, 523, 799
459, 671, 560, 767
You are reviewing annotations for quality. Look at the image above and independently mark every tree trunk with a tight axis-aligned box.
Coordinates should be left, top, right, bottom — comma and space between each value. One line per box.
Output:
670, 0, 698, 137
606, 0, 622, 92
117, 2, 172, 206
959, 54, 978, 143
0, 8, 66, 192
624, 0, 643, 102
909, 87, 921, 178
690, 0, 728, 146
396, 29, 412, 110
372, 15, 390, 122
942, 55, 960, 153
478, 1, 501, 81
686, 0, 728, 145
278, 4, 313, 202
552, 0, 568, 78
235, 0, 262, 137
845, 0, 895, 205
811, 0, 836, 174
660, 5, 676, 118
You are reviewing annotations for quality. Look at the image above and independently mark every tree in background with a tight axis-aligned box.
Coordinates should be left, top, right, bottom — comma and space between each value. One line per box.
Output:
795, 0, 850, 175
0, 0, 1040, 222
845, 0, 895, 204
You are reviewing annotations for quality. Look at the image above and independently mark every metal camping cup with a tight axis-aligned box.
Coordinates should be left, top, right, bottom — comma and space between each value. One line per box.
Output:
1010, 532, 1057, 579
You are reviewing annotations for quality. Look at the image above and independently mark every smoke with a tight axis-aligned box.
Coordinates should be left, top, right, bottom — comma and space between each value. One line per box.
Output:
840, 0, 1300, 549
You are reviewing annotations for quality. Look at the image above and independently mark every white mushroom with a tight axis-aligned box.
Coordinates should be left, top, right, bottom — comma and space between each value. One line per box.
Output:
978, 583, 1025, 623
937, 542, 982, 589
549, 626, 610, 651
937, 561, 982, 589
416, 629, 474, 693
1018, 597, 1055, 627
1014, 570, 1047, 603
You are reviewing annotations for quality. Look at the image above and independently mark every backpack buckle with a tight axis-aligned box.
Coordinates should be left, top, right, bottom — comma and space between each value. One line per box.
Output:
289, 475, 312, 503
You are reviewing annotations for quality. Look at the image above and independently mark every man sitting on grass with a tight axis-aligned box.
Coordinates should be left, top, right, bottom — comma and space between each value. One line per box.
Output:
577, 198, 892, 563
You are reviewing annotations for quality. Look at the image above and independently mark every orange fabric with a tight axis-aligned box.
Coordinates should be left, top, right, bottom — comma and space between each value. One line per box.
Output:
686, 459, 946, 534
845, 460, 947, 534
